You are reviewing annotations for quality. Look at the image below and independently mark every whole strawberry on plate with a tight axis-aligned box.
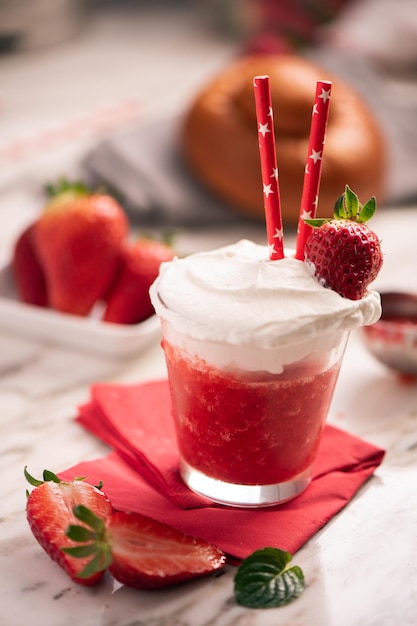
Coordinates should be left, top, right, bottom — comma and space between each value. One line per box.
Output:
103, 238, 175, 325
303, 185, 383, 300
12, 223, 48, 307
33, 180, 129, 316
64, 506, 226, 589
25, 467, 113, 586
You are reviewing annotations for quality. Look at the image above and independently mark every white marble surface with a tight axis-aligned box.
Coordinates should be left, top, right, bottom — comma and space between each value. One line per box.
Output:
2, 5, 417, 625
2, 206, 417, 626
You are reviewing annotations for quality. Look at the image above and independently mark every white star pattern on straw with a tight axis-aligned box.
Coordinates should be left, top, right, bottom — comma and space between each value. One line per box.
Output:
268, 243, 276, 256
309, 149, 322, 164
319, 88, 331, 103
295, 79, 332, 261
300, 209, 312, 220
258, 122, 270, 137
254, 74, 285, 260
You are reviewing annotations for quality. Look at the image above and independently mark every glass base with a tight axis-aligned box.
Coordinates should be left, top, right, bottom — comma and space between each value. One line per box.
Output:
179, 459, 312, 508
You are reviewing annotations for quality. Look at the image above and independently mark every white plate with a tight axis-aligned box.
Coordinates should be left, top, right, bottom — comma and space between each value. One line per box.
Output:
0, 262, 161, 358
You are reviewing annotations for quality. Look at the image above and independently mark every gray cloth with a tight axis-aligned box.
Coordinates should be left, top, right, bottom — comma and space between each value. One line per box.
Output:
83, 115, 251, 227
307, 48, 417, 206
309, 0, 417, 204
84, 0, 417, 227
83, 65, 417, 229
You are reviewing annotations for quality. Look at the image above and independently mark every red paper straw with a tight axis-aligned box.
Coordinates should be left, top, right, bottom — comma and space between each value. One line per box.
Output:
253, 75, 284, 260
295, 80, 332, 260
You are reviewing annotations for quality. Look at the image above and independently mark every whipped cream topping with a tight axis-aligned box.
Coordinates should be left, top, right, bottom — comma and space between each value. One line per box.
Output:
150, 239, 381, 350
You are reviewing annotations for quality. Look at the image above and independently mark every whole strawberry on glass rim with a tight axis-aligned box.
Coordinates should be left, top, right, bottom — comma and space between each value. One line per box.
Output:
303, 185, 383, 301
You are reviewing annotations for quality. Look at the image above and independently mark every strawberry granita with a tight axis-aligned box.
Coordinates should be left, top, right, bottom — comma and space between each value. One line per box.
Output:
150, 239, 381, 506
164, 341, 343, 487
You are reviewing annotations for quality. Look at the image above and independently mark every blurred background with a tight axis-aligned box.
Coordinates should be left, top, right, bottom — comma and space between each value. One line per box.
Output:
1, 0, 417, 254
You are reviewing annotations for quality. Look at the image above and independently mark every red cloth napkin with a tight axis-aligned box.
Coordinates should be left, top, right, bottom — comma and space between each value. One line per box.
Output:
60, 379, 385, 561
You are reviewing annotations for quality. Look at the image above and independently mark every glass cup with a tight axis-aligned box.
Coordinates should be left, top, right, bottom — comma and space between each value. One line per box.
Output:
158, 316, 349, 508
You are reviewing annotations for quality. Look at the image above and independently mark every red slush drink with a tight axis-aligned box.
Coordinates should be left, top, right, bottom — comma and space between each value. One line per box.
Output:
163, 335, 346, 506
164, 340, 342, 486
150, 240, 381, 507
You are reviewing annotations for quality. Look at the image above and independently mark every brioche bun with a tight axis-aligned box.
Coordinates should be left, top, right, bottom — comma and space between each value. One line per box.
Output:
181, 54, 386, 225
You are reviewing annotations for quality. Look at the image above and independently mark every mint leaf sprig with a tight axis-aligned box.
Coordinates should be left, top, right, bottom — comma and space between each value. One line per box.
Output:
234, 547, 305, 609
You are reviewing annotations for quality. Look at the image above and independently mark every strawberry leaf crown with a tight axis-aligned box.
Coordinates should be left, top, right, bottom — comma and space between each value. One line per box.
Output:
43, 178, 91, 211
24, 466, 104, 497
304, 185, 377, 227
44, 178, 119, 209
45, 178, 90, 199
62, 504, 113, 579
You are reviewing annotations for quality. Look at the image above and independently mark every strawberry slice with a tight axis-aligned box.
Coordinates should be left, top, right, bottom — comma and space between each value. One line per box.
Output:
25, 468, 113, 586
64, 506, 226, 589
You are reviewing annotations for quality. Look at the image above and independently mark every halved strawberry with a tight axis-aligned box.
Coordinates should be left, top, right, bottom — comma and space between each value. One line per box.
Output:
25, 468, 113, 586
64, 506, 226, 589
303, 185, 383, 300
